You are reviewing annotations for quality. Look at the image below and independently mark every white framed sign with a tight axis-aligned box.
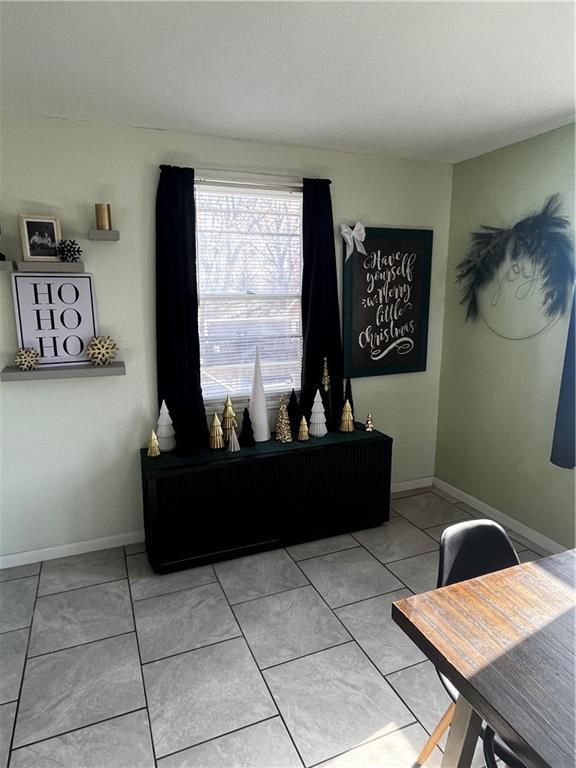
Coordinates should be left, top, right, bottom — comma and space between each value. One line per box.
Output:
11, 273, 98, 366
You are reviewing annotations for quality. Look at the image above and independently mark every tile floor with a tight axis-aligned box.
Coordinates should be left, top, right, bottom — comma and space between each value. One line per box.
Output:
0, 488, 548, 768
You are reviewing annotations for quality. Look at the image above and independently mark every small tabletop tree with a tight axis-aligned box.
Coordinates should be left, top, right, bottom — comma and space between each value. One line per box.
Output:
156, 400, 176, 452
221, 395, 237, 444
309, 390, 327, 437
239, 408, 256, 447
209, 413, 225, 450
340, 399, 354, 433
275, 395, 292, 443
297, 415, 309, 441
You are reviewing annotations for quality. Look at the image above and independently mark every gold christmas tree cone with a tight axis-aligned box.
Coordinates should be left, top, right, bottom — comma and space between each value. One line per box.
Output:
209, 413, 225, 450
221, 395, 237, 443
275, 394, 292, 443
297, 415, 309, 441
340, 399, 354, 433
147, 430, 161, 457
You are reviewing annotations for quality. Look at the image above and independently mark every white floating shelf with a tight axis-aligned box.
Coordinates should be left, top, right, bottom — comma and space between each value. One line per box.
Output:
88, 230, 120, 241
1, 361, 126, 382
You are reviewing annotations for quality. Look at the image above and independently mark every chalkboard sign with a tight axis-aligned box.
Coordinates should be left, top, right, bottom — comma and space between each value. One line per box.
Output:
343, 227, 432, 377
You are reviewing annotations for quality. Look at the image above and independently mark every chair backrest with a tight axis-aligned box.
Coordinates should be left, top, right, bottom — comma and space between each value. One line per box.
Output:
437, 519, 520, 588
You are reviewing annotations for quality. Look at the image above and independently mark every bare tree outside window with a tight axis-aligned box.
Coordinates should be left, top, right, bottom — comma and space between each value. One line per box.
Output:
196, 185, 303, 401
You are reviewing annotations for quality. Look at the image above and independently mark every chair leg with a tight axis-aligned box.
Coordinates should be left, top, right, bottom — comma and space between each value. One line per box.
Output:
415, 702, 456, 766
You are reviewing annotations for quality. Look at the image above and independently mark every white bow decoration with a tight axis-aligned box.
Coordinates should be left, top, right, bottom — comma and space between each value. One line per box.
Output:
341, 223, 367, 260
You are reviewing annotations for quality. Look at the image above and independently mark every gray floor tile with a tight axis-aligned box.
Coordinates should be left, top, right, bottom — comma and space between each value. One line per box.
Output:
519, 549, 541, 562
0, 563, 40, 583
135, 582, 240, 663
234, 585, 350, 668
298, 548, 402, 608
386, 661, 487, 766
0, 577, 37, 633
387, 660, 449, 736
386, 550, 439, 594
506, 530, 548, 556
0, 702, 16, 768
38, 548, 126, 596
143, 637, 276, 758
264, 642, 414, 766
13, 633, 145, 748
125, 541, 146, 556
157, 717, 302, 768
215, 549, 308, 605
430, 486, 460, 504
316, 722, 442, 767
128, 553, 216, 601
391, 487, 433, 499
0, 629, 28, 704
335, 590, 426, 676
29, 580, 134, 657
454, 501, 481, 517
353, 517, 438, 564
393, 493, 470, 529
286, 534, 357, 561
10, 710, 155, 768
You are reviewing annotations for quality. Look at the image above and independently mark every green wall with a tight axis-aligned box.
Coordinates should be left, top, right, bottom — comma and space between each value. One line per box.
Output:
0, 114, 452, 557
436, 124, 575, 548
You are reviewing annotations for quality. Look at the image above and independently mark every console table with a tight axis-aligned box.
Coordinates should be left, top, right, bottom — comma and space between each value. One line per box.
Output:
140, 426, 392, 573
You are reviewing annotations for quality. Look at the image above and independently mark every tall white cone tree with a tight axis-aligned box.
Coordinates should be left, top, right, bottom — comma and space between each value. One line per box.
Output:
309, 389, 328, 437
156, 400, 176, 452
249, 348, 271, 442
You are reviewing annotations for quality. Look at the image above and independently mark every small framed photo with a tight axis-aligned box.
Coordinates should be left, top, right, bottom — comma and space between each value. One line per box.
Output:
19, 215, 62, 261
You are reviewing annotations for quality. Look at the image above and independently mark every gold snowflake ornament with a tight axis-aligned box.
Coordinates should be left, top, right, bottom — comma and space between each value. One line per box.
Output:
87, 335, 119, 366
15, 347, 40, 371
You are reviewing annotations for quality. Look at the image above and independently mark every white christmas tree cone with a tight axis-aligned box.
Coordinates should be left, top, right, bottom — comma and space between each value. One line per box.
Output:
156, 400, 176, 452
249, 347, 270, 442
228, 429, 241, 453
309, 389, 328, 437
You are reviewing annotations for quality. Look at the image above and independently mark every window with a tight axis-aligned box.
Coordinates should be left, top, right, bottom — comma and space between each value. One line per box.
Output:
195, 183, 303, 403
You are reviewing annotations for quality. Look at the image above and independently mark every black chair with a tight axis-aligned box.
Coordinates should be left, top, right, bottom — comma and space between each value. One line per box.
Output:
415, 519, 526, 768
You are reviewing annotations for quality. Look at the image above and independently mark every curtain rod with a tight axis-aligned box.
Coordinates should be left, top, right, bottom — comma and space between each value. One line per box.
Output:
195, 168, 304, 191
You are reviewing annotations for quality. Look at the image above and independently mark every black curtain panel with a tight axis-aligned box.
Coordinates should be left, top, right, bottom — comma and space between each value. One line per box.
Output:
156, 165, 208, 453
301, 178, 344, 428
551, 294, 575, 469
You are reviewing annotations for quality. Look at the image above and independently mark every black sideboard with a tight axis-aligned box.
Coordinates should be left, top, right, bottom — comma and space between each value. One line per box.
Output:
140, 426, 392, 573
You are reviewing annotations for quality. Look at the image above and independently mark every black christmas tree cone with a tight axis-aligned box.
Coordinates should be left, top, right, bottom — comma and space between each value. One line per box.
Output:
239, 408, 256, 447
345, 377, 355, 419
287, 389, 300, 436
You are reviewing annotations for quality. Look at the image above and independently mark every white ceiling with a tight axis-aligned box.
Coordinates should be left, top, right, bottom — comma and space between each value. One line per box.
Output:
1, 2, 574, 163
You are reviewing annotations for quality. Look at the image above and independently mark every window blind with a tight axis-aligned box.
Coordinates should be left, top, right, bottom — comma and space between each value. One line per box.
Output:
196, 184, 303, 402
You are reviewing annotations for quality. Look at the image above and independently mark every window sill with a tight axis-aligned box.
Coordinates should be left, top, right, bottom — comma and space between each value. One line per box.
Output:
203, 391, 299, 417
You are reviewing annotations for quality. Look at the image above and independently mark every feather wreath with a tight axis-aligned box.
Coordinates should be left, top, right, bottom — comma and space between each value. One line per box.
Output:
456, 195, 574, 321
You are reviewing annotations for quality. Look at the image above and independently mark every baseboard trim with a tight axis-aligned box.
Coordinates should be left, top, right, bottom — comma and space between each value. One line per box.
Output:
391, 476, 434, 493
433, 478, 564, 555
0, 530, 145, 569
1, 476, 563, 566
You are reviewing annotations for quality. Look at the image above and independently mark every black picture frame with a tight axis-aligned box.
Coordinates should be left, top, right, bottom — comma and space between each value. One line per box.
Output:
343, 227, 433, 377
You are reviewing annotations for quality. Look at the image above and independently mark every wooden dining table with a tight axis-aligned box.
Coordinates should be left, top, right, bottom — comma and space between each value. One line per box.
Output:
392, 550, 575, 768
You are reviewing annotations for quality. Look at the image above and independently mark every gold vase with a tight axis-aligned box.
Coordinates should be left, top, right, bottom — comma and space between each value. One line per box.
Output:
95, 203, 112, 230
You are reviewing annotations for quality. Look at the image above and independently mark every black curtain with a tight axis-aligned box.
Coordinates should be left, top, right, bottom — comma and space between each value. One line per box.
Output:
156, 165, 208, 453
301, 178, 343, 429
551, 294, 575, 468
